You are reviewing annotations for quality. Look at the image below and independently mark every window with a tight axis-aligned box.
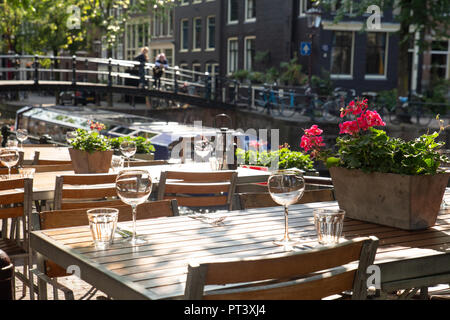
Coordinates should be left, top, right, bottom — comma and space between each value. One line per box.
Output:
193, 17, 202, 51
245, 0, 256, 22
430, 40, 449, 82
244, 37, 255, 71
206, 16, 216, 50
365, 32, 388, 78
227, 38, 238, 74
228, 0, 238, 24
126, 22, 150, 60
298, 0, 312, 17
330, 31, 354, 78
180, 19, 189, 51
206, 63, 219, 76
193, 63, 201, 82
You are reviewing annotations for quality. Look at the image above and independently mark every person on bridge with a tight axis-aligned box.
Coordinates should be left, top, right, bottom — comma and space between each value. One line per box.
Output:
153, 53, 169, 89
134, 47, 149, 89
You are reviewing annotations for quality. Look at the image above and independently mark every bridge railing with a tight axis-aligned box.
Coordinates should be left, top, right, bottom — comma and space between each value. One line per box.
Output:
0, 54, 245, 106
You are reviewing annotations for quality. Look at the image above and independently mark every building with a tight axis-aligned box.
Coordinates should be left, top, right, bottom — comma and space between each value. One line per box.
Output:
172, 0, 449, 95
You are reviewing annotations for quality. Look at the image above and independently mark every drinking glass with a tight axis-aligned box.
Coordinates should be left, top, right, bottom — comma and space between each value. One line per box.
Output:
6, 140, 18, 149
16, 129, 28, 149
120, 141, 137, 167
313, 209, 345, 245
268, 169, 305, 249
87, 208, 119, 247
111, 155, 125, 173
194, 137, 213, 162
0, 149, 20, 179
115, 170, 152, 244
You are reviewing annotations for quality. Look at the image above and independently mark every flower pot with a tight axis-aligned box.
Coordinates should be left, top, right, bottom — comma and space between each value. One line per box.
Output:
330, 167, 450, 230
68, 148, 114, 174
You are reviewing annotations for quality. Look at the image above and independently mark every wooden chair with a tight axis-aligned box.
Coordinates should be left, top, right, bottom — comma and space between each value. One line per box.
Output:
157, 171, 238, 211
184, 236, 379, 300
0, 178, 34, 299
53, 173, 119, 210
23, 164, 73, 173
238, 189, 336, 210
31, 199, 179, 300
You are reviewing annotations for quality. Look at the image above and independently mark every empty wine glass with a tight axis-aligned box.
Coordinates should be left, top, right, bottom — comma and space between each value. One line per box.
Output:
194, 136, 213, 162
268, 169, 305, 250
16, 129, 28, 149
115, 169, 152, 244
0, 149, 20, 179
111, 155, 125, 173
120, 141, 137, 167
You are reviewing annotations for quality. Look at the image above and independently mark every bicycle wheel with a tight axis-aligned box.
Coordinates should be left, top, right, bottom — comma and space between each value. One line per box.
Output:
278, 99, 297, 118
322, 101, 339, 121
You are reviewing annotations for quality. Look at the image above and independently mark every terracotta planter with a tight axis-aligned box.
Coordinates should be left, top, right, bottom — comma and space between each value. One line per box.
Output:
68, 148, 114, 174
330, 167, 450, 230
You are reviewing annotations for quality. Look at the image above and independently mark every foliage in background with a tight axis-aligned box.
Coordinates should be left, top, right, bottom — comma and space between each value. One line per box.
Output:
279, 56, 307, 86
311, 69, 333, 96
110, 136, 155, 154
236, 146, 314, 171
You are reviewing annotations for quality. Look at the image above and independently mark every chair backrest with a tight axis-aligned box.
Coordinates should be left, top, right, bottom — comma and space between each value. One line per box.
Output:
39, 199, 179, 277
184, 236, 379, 300
239, 189, 335, 210
0, 178, 33, 252
157, 171, 238, 210
53, 173, 118, 210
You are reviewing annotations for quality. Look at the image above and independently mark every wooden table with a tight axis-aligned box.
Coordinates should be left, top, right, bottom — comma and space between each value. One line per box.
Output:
28, 163, 271, 201
22, 146, 71, 163
30, 192, 450, 300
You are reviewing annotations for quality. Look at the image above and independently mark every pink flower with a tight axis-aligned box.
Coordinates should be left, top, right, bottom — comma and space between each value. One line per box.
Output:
304, 124, 323, 136
339, 120, 360, 135
300, 135, 313, 152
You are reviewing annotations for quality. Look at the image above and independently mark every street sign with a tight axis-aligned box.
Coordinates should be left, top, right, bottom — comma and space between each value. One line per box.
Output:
300, 42, 312, 56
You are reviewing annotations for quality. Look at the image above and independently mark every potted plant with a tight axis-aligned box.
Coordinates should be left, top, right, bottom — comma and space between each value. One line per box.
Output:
68, 121, 114, 173
110, 136, 155, 160
300, 99, 449, 230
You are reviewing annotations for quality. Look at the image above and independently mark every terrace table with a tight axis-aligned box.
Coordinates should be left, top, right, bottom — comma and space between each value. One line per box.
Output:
22, 146, 71, 163
30, 191, 450, 300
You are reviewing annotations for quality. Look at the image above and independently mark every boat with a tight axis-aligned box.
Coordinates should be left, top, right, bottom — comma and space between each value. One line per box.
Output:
15, 105, 260, 160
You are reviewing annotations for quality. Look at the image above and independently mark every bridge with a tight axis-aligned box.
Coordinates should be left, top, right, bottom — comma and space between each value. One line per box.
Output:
0, 54, 246, 110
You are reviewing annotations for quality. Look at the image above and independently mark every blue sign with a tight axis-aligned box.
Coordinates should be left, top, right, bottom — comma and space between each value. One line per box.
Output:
300, 42, 312, 56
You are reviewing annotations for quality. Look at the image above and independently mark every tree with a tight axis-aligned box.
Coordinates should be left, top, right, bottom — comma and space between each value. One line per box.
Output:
315, 0, 450, 97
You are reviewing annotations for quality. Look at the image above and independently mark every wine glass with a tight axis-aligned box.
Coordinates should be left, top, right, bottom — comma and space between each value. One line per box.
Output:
115, 169, 152, 244
194, 136, 213, 163
120, 141, 137, 167
16, 129, 28, 149
0, 149, 20, 179
268, 169, 305, 249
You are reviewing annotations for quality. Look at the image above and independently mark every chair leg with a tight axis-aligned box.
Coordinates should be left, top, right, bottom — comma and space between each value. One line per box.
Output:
11, 265, 16, 300
30, 269, 74, 300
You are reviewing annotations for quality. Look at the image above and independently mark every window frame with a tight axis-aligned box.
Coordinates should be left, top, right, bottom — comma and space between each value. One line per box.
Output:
192, 17, 202, 51
244, 36, 256, 71
245, 0, 256, 23
364, 32, 389, 80
227, 37, 239, 75
180, 19, 189, 52
206, 15, 216, 51
330, 31, 355, 80
228, 0, 239, 25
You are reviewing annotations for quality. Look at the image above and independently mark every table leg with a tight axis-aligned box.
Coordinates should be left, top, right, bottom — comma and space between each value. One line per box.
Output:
35, 252, 47, 300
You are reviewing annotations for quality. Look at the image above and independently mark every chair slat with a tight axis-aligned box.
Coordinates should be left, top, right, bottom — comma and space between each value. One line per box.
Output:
60, 199, 124, 210
204, 269, 357, 300
165, 171, 236, 183
61, 174, 118, 185
61, 187, 117, 200
0, 178, 24, 191
0, 192, 24, 205
165, 183, 230, 195
205, 239, 366, 285
239, 190, 335, 209
167, 195, 228, 207
0, 206, 24, 219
